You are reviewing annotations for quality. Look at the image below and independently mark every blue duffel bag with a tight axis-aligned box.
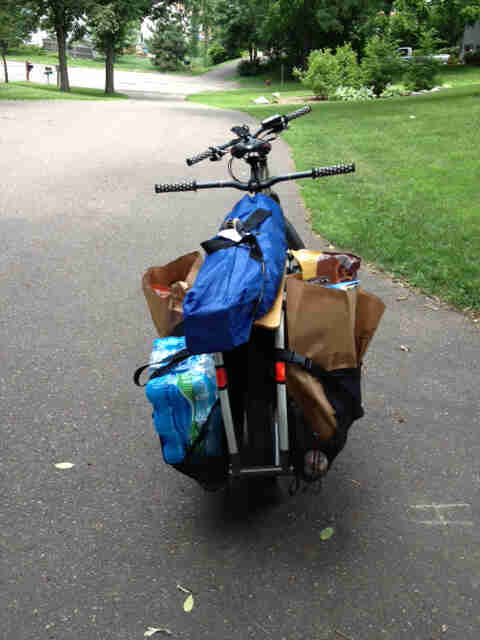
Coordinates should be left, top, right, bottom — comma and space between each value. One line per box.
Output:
183, 193, 287, 354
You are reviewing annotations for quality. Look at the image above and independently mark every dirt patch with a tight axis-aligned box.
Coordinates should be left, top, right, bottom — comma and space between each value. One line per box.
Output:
274, 95, 325, 104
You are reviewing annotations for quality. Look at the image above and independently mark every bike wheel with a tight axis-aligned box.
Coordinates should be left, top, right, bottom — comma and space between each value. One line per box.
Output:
285, 217, 305, 250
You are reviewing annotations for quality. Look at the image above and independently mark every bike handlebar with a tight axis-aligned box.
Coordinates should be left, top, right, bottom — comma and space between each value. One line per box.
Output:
186, 149, 212, 167
185, 105, 313, 166
284, 104, 312, 123
155, 163, 355, 194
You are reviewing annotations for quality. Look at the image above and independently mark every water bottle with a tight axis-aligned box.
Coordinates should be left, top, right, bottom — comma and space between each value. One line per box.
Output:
145, 338, 218, 464
149, 336, 188, 372
191, 355, 217, 426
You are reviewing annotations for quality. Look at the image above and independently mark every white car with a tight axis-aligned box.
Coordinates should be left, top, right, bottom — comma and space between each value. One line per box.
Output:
397, 47, 450, 64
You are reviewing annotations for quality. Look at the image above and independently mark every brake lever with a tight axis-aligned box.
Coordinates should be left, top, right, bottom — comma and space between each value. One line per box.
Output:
209, 146, 226, 162
231, 125, 250, 138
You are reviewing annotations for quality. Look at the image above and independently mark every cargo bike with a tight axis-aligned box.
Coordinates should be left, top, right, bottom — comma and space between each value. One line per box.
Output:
135, 106, 384, 494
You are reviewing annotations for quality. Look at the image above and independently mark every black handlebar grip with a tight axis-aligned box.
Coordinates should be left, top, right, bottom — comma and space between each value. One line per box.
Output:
186, 150, 212, 166
154, 180, 198, 193
285, 105, 312, 122
312, 163, 355, 178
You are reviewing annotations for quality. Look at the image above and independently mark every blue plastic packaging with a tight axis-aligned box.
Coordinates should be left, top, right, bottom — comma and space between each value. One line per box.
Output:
145, 337, 219, 464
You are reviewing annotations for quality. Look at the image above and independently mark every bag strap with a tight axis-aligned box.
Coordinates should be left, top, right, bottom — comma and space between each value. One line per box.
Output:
201, 232, 263, 262
219, 208, 271, 234
182, 399, 220, 462
202, 208, 271, 261
133, 347, 191, 387
241, 208, 272, 232
275, 348, 360, 380
274, 348, 363, 416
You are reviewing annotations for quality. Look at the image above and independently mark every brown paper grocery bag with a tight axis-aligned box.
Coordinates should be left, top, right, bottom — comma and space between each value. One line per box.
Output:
142, 251, 202, 337
355, 288, 386, 362
285, 276, 385, 442
286, 275, 358, 441
286, 275, 358, 371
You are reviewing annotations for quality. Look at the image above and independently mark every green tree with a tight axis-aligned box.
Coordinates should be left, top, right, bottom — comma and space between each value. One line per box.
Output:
213, 0, 269, 62
360, 33, 402, 95
86, 0, 152, 94
150, 8, 188, 70
392, 0, 480, 48
25, 0, 87, 91
262, 0, 379, 70
0, 1, 36, 83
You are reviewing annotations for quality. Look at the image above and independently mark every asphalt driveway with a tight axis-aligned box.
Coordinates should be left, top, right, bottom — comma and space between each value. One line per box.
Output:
1, 91, 480, 640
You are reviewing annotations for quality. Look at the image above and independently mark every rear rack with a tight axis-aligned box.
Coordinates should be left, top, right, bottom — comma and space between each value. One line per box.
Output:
214, 303, 292, 479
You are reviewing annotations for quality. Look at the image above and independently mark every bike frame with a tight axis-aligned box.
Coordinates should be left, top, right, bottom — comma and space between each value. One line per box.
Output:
153, 106, 355, 484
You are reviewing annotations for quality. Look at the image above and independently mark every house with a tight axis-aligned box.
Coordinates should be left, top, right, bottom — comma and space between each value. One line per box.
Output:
460, 21, 480, 58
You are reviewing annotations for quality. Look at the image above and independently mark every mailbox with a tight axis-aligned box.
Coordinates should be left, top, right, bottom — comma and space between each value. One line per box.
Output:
44, 65, 53, 84
25, 61, 34, 81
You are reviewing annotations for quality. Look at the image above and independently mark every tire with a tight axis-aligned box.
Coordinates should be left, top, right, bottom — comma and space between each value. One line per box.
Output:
268, 190, 306, 250
285, 216, 305, 250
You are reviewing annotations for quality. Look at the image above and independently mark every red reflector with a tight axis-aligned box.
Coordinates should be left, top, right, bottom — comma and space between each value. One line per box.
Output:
275, 362, 286, 383
216, 367, 228, 388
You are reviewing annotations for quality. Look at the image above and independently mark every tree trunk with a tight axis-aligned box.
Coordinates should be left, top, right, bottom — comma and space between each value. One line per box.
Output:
55, 23, 70, 92
105, 38, 115, 94
1, 50, 8, 83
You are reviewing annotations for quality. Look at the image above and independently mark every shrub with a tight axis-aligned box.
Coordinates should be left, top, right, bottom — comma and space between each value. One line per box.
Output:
333, 85, 375, 102
380, 83, 407, 98
294, 44, 361, 99
360, 35, 402, 97
438, 46, 460, 57
208, 42, 228, 65
237, 58, 264, 76
402, 55, 440, 91
8, 44, 47, 57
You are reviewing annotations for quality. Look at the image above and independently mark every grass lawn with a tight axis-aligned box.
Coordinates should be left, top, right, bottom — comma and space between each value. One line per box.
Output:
438, 64, 480, 87
5, 51, 234, 76
188, 81, 480, 311
6, 52, 159, 73
0, 81, 128, 100
188, 86, 311, 110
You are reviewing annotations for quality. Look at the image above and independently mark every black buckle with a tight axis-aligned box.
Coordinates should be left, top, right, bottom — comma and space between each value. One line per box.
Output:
304, 357, 313, 371
220, 218, 246, 235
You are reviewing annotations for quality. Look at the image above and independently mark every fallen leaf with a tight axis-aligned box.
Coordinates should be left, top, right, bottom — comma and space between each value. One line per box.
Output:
54, 462, 74, 470
144, 628, 172, 637
320, 526, 334, 541
183, 594, 194, 612
397, 296, 409, 301
400, 345, 410, 352
441, 624, 448, 633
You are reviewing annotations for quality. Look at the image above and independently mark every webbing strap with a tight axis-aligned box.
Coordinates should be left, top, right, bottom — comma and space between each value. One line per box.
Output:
240, 208, 272, 232
182, 399, 220, 461
133, 348, 191, 387
202, 208, 272, 261
274, 348, 362, 415
275, 348, 360, 380
201, 233, 262, 262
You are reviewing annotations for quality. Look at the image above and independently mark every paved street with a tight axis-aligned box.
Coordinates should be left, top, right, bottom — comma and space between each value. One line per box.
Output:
6, 59, 239, 96
1, 74, 480, 640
